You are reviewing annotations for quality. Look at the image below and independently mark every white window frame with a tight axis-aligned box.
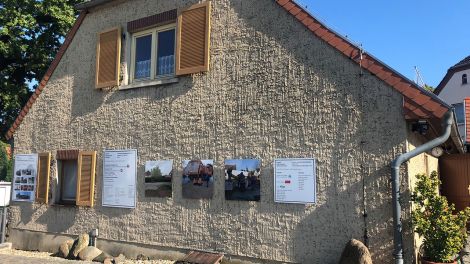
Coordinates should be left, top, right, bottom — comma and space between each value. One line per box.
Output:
130, 23, 176, 83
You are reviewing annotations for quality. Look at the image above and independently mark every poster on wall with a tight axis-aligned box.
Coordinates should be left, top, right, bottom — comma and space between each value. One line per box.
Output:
12, 154, 38, 202
182, 159, 214, 199
102, 149, 137, 208
144, 160, 173, 198
274, 158, 316, 204
224, 159, 261, 201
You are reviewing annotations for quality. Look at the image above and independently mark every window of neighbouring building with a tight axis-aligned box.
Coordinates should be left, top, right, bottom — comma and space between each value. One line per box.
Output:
463, 74, 468, 85
453, 103, 465, 124
130, 25, 176, 82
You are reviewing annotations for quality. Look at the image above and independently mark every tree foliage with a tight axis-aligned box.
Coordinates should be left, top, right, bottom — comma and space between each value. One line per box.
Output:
412, 171, 470, 262
0, 141, 12, 182
0, 0, 83, 140
424, 84, 435, 93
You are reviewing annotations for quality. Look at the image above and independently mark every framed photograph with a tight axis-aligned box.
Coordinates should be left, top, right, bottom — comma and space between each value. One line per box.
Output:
144, 160, 173, 198
224, 159, 261, 201
182, 159, 214, 199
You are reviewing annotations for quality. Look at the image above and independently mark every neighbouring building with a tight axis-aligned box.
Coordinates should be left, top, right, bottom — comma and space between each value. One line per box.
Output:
4, 0, 464, 263
435, 55, 470, 145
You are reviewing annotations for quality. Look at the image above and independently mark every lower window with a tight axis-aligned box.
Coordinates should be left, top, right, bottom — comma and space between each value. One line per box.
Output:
58, 159, 78, 204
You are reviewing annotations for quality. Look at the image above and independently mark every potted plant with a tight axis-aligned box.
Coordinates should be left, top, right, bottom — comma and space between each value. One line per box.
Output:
412, 171, 470, 264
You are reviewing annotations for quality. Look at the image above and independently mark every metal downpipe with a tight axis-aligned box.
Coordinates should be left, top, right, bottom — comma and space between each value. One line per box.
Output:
391, 110, 453, 264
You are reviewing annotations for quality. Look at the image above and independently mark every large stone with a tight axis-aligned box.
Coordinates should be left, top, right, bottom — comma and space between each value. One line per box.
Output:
103, 258, 113, 264
113, 253, 126, 264
58, 239, 74, 258
78, 246, 102, 261
93, 251, 113, 263
72, 233, 90, 257
339, 239, 373, 264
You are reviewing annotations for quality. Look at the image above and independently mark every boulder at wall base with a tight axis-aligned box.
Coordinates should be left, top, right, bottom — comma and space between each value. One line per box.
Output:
72, 233, 90, 258
66, 240, 79, 259
93, 251, 113, 263
78, 246, 102, 261
58, 239, 74, 258
339, 239, 373, 264
113, 253, 126, 264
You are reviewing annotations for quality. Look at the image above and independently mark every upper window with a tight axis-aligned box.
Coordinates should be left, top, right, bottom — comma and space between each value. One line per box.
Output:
463, 74, 468, 85
131, 24, 176, 82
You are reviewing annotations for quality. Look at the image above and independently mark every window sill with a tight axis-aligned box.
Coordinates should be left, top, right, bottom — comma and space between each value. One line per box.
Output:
49, 202, 77, 208
119, 77, 179, 90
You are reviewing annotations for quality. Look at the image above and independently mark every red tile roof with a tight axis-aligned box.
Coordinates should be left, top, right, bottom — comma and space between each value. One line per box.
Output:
5, 12, 87, 140
276, 0, 450, 120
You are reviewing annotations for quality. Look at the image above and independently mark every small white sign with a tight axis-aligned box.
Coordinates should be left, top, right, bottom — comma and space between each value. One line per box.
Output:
102, 149, 137, 208
12, 154, 38, 202
274, 158, 316, 204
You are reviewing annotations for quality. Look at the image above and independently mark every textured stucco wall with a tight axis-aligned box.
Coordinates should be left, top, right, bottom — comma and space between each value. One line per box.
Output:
9, 0, 413, 263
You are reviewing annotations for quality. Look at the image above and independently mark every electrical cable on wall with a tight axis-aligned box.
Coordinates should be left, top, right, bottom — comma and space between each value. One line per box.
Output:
358, 45, 369, 247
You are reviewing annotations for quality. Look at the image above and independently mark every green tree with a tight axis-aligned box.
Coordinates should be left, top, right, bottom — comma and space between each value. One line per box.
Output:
0, 0, 83, 140
0, 142, 12, 182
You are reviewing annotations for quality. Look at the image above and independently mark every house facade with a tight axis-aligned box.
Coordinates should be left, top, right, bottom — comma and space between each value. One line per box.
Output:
5, 0, 462, 263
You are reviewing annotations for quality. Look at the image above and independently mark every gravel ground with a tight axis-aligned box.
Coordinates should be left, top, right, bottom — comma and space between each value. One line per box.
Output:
2, 249, 176, 264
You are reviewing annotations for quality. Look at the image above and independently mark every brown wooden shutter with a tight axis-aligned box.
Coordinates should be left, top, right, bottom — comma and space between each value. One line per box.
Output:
36, 153, 51, 204
76, 151, 97, 206
96, 28, 121, 88
176, 1, 211, 75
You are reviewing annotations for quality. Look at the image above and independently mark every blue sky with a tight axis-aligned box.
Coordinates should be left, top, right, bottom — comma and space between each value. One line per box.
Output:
295, 0, 470, 87
225, 159, 261, 171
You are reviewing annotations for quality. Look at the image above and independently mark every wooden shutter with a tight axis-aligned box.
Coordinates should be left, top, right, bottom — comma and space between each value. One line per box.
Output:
76, 151, 97, 206
36, 153, 51, 203
96, 28, 121, 88
176, 1, 211, 75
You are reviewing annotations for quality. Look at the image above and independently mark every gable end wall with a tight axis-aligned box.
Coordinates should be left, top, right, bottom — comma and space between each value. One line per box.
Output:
9, 0, 412, 263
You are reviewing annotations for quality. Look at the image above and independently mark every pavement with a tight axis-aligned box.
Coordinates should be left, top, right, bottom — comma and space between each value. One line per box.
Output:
0, 254, 99, 264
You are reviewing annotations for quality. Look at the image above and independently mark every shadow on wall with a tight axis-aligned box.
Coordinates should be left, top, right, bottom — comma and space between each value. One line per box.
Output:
35, 206, 78, 233
223, 0, 409, 263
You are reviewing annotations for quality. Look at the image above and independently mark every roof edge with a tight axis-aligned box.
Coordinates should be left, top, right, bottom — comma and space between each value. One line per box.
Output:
75, 0, 114, 10
5, 11, 87, 140
276, 0, 450, 119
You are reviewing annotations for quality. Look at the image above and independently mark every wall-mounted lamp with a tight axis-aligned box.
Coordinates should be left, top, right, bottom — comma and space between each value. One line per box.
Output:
411, 120, 429, 135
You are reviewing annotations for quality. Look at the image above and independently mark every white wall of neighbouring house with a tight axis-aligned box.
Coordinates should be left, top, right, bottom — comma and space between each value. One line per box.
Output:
439, 69, 470, 105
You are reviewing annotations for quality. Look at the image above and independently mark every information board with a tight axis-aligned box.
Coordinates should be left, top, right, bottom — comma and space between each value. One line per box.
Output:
102, 149, 137, 208
12, 154, 38, 202
274, 158, 316, 204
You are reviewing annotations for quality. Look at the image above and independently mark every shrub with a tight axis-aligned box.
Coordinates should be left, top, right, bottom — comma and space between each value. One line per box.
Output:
412, 171, 470, 262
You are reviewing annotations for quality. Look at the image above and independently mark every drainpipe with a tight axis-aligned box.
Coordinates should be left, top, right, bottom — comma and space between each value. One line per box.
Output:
391, 110, 453, 264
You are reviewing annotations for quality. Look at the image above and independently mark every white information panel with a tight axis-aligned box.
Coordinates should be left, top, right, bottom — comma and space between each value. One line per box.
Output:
12, 154, 38, 202
102, 149, 137, 208
274, 158, 316, 204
